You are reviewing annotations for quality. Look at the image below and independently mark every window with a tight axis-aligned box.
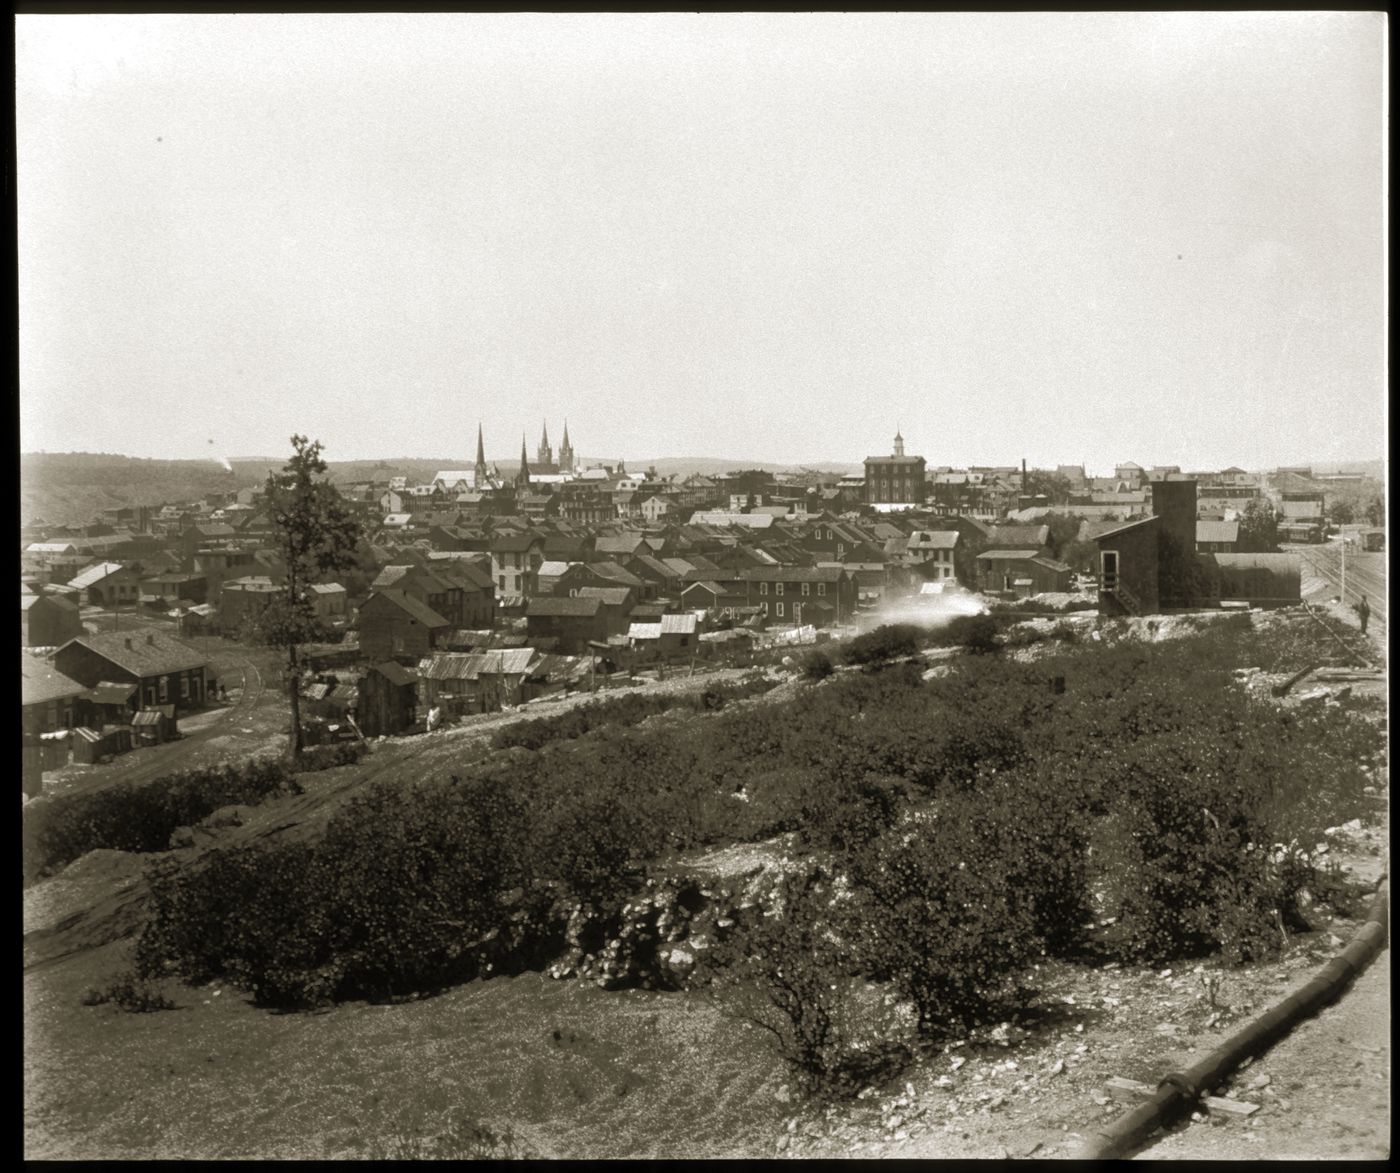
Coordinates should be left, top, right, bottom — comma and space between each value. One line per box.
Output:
158, 677, 169, 703
180, 674, 189, 700
817, 582, 826, 596
776, 602, 785, 618
801, 582, 811, 596
499, 575, 506, 590
760, 601, 769, 616
759, 581, 768, 595
775, 582, 784, 596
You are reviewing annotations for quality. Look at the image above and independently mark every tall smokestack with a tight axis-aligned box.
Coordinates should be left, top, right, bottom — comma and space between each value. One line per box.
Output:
1021, 458, 1027, 491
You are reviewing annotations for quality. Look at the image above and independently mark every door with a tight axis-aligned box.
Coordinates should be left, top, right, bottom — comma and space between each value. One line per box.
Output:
1102, 550, 1119, 590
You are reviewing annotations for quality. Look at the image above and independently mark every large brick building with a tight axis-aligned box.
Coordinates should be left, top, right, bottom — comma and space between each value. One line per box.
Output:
864, 431, 927, 506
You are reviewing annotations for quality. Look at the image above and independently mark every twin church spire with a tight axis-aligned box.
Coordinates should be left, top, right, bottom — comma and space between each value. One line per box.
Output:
474, 419, 576, 490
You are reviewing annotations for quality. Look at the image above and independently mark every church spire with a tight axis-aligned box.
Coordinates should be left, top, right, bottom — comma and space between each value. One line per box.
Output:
474, 422, 488, 486
537, 419, 553, 468
559, 418, 574, 474
516, 433, 531, 489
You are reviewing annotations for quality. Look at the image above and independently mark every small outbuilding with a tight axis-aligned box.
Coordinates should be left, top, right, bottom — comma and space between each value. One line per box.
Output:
359, 661, 419, 737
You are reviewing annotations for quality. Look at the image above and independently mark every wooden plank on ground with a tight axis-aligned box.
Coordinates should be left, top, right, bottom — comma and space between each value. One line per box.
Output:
1203, 1095, 1260, 1117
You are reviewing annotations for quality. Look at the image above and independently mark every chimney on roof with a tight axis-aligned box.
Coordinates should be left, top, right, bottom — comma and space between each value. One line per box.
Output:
1021, 458, 1027, 491
124, 638, 133, 650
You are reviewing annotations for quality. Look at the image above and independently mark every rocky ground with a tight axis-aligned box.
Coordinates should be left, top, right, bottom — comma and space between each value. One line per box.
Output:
24, 610, 1388, 1159
777, 810, 1389, 1160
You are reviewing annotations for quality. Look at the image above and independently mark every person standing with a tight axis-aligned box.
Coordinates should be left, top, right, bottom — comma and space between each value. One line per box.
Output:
1357, 594, 1370, 635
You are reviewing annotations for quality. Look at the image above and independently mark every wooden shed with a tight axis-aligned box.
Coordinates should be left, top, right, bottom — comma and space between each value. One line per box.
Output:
130, 705, 178, 746
72, 724, 132, 765
359, 661, 419, 737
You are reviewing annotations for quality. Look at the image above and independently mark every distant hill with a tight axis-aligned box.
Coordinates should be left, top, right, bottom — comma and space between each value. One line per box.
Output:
21, 453, 255, 527
630, 457, 864, 478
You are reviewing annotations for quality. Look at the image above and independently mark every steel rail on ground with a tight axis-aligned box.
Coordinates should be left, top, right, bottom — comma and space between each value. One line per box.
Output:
1072, 882, 1390, 1160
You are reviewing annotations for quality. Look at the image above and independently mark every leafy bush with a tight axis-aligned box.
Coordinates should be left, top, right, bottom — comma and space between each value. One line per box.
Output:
800, 649, 835, 680
844, 779, 1087, 1033
24, 758, 300, 880
707, 871, 905, 1095
292, 740, 368, 773
841, 624, 922, 666
490, 677, 777, 751
81, 972, 177, 1012
365, 1110, 534, 1160
928, 613, 1000, 654
137, 774, 535, 1007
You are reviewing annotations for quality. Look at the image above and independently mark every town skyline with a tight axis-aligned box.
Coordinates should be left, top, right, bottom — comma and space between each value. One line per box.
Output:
17, 13, 1385, 473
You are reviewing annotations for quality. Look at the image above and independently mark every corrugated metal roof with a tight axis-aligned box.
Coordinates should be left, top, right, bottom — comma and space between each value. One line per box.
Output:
660, 613, 697, 634
628, 622, 662, 640
68, 561, 129, 590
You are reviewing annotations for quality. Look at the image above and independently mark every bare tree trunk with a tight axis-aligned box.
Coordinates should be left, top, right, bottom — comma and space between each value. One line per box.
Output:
287, 641, 303, 758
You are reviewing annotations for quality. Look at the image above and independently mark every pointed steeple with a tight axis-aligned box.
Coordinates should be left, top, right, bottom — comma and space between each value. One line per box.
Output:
537, 420, 553, 468
559, 419, 574, 474
894, 426, 905, 458
474, 422, 488, 486
516, 433, 531, 489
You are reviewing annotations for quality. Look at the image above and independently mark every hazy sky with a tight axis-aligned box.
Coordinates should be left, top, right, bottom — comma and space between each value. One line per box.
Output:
17, 12, 1387, 471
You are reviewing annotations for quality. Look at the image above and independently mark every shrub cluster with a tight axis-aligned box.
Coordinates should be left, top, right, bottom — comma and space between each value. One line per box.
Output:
137, 773, 535, 1006
490, 676, 777, 751
133, 622, 1384, 1027
292, 740, 368, 773
24, 759, 300, 880
80, 972, 177, 1012
841, 624, 922, 666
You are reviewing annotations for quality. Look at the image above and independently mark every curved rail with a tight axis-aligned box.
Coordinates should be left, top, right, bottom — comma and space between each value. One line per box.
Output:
1073, 882, 1389, 1159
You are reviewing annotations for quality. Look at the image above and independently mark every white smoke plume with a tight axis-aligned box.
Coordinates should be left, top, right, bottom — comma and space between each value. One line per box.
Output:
855, 584, 988, 633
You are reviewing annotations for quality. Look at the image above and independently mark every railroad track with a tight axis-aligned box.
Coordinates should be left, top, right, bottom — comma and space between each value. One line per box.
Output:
1293, 545, 1387, 626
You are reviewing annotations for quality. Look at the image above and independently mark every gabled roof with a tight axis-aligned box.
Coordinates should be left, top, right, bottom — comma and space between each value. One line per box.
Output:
576, 586, 634, 606
681, 580, 729, 598
490, 533, 545, 553
68, 561, 132, 590
56, 630, 207, 677
371, 660, 419, 686
1029, 556, 1072, 573
907, 530, 959, 549
594, 533, 647, 554
986, 524, 1050, 549
20, 656, 88, 706
21, 592, 80, 614
527, 596, 603, 617
736, 566, 845, 582
589, 561, 645, 588
660, 612, 698, 634
975, 548, 1044, 561
361, 588, 450, 628
537, 560, 575, 579
1090, 516, 1157, 542
309, 582, 347, 594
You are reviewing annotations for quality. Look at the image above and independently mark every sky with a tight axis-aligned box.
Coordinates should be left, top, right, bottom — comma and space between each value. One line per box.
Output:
16, 12, 1387, 473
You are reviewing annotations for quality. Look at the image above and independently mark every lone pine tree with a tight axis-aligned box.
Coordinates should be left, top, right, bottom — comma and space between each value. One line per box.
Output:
256, 435, 362, 758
